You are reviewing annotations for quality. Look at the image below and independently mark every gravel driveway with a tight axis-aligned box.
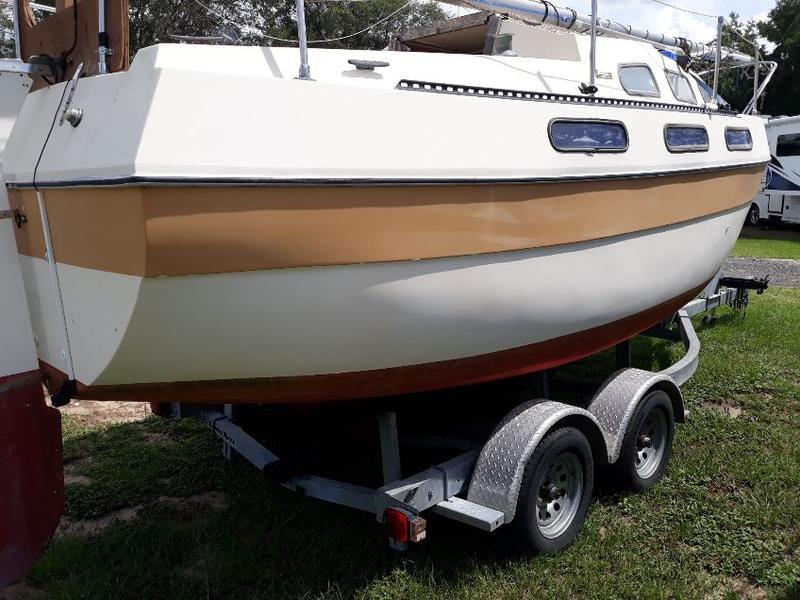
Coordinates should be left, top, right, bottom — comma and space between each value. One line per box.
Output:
722, 257, 800, 288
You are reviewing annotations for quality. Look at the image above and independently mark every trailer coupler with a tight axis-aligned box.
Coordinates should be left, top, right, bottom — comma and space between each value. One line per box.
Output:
718, 276, 769, 293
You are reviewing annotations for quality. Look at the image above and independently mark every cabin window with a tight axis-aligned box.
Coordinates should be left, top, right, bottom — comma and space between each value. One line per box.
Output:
619, 65, 660, 97
549, 120, 628, 153
726, 128, 753, 151
777, 133, 800, 157
665, 70, 697, 104
690, 73, 731, 108
664, 125, 709, 153
695, 78, 712, 103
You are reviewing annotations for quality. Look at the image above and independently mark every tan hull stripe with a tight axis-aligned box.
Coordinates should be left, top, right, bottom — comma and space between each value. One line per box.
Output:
10, 165, 764, 276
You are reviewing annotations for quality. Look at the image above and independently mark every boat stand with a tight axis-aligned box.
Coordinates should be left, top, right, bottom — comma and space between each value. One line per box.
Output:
176, 277, 766, 550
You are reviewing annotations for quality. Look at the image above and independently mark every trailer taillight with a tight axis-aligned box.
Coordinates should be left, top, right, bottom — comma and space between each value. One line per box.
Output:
384, 508, 409, 544
384, 508, 426, 549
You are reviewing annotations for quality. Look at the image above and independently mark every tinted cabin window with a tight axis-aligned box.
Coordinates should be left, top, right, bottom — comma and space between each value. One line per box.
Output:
691, 73, 731, 108
666, 70, 697, 104
726, 128, 753, 151
777, 133, 800, 157
665, 126, 709, 152
619, 65, 660, 97
695, 77, 712, 103
549, 120, 628, 153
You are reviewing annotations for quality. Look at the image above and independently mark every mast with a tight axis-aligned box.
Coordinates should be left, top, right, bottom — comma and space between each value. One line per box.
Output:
295, 0, 311, 79
98, 0, 108, 74
712, 15, 723, 97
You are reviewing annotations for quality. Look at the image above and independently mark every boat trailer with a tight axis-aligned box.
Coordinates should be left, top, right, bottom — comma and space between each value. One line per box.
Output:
0, 267, 768, 585
164, 276, 768, 552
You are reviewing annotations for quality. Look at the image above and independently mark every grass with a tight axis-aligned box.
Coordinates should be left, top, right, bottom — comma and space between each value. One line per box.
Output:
732, 238, 800, 260
24, 289, 800, 600
732, 226, 800, 260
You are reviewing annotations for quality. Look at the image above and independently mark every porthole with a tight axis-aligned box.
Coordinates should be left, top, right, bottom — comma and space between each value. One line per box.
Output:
664, 125, 709, 153
549, 119, 628, 153
726, 128, 753, 151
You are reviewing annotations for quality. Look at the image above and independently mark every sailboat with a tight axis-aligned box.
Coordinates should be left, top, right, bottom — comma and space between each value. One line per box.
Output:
1, 0, 770, 406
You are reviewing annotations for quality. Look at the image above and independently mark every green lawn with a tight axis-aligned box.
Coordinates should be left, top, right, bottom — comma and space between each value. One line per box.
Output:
732, 237, 800, 260
733, 227, 800, 260
25, 290, 800, 600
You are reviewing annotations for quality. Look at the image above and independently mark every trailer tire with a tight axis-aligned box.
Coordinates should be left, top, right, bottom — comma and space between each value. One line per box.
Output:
512, 427, 594, 554
613, 390, 674, 491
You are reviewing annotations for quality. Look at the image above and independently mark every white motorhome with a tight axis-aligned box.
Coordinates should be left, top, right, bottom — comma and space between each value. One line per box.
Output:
749, 115, 800, 226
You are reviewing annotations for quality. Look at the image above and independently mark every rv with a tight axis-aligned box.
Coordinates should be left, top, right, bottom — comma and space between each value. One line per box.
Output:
749, 115, 800, 226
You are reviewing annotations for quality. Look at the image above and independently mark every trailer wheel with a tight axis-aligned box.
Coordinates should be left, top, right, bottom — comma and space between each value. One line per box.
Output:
513, 427, 594, 554
613, 390, 674, 491
747, 203, 761, 227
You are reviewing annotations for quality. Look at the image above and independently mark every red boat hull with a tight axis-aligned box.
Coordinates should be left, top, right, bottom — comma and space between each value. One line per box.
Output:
0, 372, 64, 587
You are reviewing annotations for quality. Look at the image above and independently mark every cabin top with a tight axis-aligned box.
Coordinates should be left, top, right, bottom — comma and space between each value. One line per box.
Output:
9, 1, 721, 112
390, 11, 581, 61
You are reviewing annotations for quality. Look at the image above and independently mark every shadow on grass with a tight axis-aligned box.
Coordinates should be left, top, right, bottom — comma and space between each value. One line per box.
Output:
32, 415, 533, 600
740, 223, 800, 240
778, 582, 800, 600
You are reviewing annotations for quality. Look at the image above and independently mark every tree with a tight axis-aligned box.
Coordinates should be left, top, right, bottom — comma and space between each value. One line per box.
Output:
1, 1, 15, 58
128, 0, 250, 52
251, 0, 447, 50
759, 0, 800, 116
712, 12, 765, 113
128, 0, 447, 55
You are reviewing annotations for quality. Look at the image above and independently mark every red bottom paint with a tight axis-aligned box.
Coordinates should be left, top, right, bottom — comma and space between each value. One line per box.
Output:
0, 371, 64, 587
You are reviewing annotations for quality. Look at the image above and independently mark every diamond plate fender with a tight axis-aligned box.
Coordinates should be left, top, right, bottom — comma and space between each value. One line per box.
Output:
466, 400, 606, 523
587, 368, 684, 464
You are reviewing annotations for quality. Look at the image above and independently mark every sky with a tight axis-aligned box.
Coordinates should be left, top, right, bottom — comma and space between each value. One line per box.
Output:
444, 0, 776, 47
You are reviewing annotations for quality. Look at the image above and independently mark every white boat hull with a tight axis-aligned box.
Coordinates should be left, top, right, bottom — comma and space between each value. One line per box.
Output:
18, 203, 747, 403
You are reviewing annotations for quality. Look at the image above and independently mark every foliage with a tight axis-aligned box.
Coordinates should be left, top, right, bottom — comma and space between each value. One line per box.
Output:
709, 13, 765, 114
128, 0, 246, 53
128, 0, 446, 54
1, 1, 15, 58
759, 0, 800, 116
695, 4, 800, 116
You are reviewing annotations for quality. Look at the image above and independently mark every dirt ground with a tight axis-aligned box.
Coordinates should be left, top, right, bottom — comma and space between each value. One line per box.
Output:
722, 256, 800, 288
51, 399, 151, 427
